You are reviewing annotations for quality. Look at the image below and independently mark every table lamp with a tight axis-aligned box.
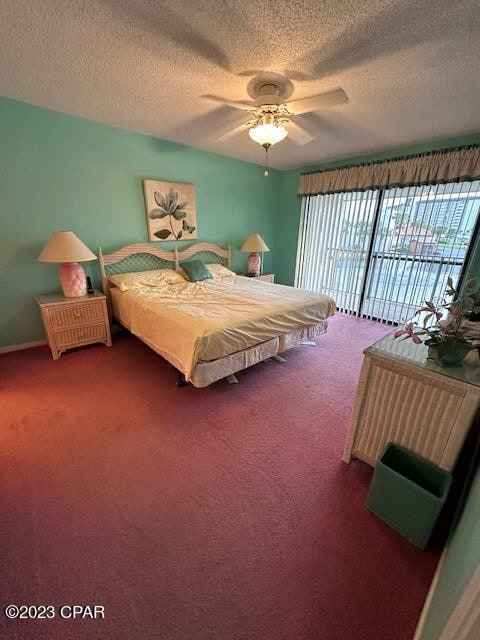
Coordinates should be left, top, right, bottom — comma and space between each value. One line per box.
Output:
38, 230, 97, 297
241, 233, 270, 276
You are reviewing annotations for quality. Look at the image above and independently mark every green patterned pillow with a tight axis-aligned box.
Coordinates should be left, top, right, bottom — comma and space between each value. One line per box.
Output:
181, 260, 213, 282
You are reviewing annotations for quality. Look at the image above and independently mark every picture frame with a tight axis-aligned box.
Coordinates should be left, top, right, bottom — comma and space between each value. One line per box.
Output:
143, 179, 197, 242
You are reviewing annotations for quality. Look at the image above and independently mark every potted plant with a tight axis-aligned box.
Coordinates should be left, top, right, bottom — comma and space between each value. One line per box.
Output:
394, 277, 480, 366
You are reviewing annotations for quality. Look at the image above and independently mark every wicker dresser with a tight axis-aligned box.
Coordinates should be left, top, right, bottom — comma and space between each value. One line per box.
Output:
37, 291, 112, 360
344, 330, 480, 472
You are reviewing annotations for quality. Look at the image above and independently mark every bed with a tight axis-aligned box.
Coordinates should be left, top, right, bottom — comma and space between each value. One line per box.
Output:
99, 242, 336, 387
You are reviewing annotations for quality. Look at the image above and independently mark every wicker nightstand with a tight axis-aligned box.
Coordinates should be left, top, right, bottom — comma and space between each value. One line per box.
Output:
37, 291, 112, 360
242, 273, 275, 283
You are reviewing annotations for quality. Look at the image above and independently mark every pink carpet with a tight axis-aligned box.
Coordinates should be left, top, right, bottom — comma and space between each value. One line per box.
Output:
1, 314, 439, 639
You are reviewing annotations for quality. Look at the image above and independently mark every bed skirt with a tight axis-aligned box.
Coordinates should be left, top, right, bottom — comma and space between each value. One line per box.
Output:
191, 338, 280, 387
113, 306, 328, 387
278, 321, 328, 352
190, 320, 328, 387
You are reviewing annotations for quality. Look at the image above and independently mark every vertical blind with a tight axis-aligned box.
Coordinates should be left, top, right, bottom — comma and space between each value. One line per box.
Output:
295, 191, 378, 314
295, 180, 480, 324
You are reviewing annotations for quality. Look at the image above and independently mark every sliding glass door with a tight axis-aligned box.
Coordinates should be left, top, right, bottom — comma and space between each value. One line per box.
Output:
295, 180, 480, 323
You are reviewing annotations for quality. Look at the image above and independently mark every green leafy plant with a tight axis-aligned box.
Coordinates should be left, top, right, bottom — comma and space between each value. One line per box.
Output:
149, 188, 196, 240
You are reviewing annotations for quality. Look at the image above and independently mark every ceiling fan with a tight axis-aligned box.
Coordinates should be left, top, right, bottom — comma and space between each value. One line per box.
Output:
202, 72, 349, 174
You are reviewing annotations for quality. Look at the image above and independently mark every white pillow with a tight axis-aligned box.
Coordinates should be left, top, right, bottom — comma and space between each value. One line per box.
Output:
206, 263, 236, 279
110, 269, 186, 291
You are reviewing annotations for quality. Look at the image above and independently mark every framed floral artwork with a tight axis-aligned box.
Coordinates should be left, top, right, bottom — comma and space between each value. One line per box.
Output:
143, 179, 197, 241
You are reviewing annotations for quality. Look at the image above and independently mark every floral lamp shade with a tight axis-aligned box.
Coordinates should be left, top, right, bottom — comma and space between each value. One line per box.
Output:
39, 231, 96, 297
241, 233, 270, 276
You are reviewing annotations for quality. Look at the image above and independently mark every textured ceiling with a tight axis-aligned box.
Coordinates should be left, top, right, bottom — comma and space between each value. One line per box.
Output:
1, 0, 479, 169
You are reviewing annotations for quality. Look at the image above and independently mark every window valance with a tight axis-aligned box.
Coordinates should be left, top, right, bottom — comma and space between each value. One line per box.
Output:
298, 145, 480, 196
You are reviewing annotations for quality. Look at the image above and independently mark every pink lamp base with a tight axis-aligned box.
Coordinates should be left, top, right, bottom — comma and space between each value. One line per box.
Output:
247, 252, 261, 276
59, 262, 87, 297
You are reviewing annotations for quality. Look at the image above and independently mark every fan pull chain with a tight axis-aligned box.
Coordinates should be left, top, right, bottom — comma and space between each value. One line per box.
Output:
263, 143, 271, 176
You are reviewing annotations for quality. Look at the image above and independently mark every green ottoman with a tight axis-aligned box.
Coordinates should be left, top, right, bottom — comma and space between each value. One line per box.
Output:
365, 443, 452, 549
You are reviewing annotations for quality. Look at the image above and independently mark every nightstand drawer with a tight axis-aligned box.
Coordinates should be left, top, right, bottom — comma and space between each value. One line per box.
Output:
48, 301, 105, 327
54, 323, 107, 348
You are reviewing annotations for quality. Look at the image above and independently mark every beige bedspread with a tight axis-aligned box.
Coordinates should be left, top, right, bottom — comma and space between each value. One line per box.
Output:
111, 276, 336, 378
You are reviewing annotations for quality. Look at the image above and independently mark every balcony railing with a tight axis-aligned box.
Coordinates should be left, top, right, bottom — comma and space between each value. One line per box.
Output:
324, 248, 464, 323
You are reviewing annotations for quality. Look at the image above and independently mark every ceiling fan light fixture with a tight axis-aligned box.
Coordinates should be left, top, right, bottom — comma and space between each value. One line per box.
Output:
248, 123, 288, 146
248, 113, 288, 147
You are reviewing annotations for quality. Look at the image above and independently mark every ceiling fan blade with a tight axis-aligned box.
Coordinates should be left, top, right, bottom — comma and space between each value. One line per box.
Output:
286, 88, 349, 115
287, 121, 315, 145
215, 122, 249, 142
201, 94, 252, 110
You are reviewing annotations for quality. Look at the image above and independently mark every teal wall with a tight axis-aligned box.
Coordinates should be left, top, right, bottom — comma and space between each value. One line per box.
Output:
418, 464, 480, 639
273, 134, 480, 286
0, 97, 281, 348
273, 168, 302, 286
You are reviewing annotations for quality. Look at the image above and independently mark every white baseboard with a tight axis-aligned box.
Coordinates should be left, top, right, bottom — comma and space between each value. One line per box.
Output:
0, 339, 47, 354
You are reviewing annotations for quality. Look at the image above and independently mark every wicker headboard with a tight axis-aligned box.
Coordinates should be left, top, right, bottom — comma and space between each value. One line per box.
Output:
98, 242, 232, 297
